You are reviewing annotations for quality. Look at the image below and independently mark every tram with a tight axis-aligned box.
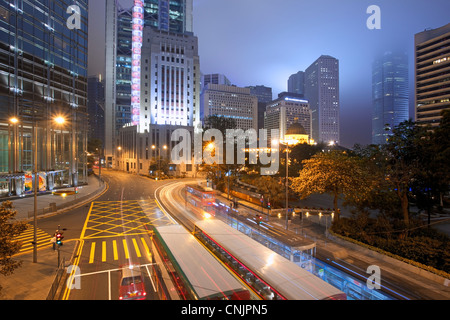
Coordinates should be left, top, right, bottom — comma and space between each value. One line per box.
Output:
193, 219, 347, 300
152, 224, 252, 300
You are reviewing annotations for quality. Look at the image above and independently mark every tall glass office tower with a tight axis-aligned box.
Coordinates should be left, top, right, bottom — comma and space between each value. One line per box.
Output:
0, 0, 89, 197
304, 55, 340, 145
372, 52, 409, 145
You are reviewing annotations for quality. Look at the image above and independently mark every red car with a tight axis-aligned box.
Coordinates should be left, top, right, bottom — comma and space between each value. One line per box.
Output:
119, 265, 147, 300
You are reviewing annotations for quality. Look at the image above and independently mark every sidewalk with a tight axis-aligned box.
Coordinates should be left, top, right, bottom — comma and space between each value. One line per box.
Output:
9, 174, 107, 222
215, 191, 450, 300
0, 174, 106, 300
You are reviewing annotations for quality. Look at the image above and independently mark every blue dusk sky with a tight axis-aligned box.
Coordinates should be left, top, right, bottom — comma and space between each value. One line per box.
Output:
88, 0, 450, 148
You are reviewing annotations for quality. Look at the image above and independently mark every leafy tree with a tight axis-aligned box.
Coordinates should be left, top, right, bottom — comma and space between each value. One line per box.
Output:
204, 115, 237, 134
0, 201, 28, 292
382, 120, 430, 226
252, 176, 285, 208
290, 151, 369, 220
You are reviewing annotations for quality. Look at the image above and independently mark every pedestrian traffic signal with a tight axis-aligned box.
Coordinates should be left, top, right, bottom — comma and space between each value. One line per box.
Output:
56, 232, 64, 246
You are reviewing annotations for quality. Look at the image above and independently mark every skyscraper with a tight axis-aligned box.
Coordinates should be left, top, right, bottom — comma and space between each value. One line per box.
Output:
247, 85, 273, 130
0, 0, 89, 196
304, 55, 340, 145
88, 76, 105, 145
372, 52, 409, 145
140, 26, 200, 129
201, 74, 231, 91
104, 0, 194, 166
288, 71, 305, 96
415, 23, 450, 128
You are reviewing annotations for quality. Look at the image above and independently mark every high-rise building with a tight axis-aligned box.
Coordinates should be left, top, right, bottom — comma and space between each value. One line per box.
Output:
201, 74, 231, 91
201, 84, 258, 131
104, 0, 194, 166
88, 76, 105, 145
140, 26, 200, 130
415, 23, 450, 128
264, 92, 312, 144
247, 85, 273, 130
372, 52, 409, 145
304, 55, 340, 145
0, 0, 89, 197
288, 71, 305, 96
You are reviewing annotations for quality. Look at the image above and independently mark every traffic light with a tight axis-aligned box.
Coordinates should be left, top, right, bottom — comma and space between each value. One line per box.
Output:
55, 231, 64, 246
267, 202, 271, 209
258, 215, 263, 225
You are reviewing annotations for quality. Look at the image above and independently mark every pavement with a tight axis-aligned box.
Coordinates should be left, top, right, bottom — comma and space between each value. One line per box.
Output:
0, 174, 107, 300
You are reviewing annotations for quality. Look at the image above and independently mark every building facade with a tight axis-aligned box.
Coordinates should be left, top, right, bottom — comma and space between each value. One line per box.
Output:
140, 26, 200, 131
264, 92, 312, 144
372, 52, 409, 145
247, 85, 273, 130
304, 55, 340, 145
0, 0, 89, 197
201, 73, 231, 91
415, 23, 450, 128
87, 75, 105, 144
104, 0, 194, 166
288, 71, 305, 96
201, 84, 258, 131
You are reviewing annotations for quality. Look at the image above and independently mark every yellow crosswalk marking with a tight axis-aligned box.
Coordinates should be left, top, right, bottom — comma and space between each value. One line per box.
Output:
102, 241, 107, 262
122, 239, 129, 259
132, 238, 141, 258
87, 238, 152, 263
89, 242, 96, 264
112, 240, 118, 261
15, 225, 53, 254
141, 237, 150, 257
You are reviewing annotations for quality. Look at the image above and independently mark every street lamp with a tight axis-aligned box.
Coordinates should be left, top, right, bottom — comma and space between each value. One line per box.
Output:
9, 116, 65, 263
281, 137, 300, 230
152, 145, 167, 178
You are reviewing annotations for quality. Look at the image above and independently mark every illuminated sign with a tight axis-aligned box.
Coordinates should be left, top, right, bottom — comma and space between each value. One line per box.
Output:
131, 0, 144, 126
284, 97, 309, 104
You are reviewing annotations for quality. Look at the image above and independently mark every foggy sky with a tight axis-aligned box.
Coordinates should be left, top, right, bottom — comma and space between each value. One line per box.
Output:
88, 0, 450, 148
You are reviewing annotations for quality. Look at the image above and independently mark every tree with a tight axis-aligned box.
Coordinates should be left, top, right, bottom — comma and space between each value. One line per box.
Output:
0, 201, 28, 292
252, 176, 285, 208
382, 120, 429, 226
290, 151, 369, 220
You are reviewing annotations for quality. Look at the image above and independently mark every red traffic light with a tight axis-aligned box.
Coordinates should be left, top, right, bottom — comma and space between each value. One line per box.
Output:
56, 232, 64, 245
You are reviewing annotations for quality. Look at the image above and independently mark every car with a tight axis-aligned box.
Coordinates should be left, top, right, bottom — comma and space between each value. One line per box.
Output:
119, 264, 147, 300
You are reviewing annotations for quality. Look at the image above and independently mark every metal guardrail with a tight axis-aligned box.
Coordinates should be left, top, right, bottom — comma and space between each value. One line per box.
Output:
46, 257, 66, 300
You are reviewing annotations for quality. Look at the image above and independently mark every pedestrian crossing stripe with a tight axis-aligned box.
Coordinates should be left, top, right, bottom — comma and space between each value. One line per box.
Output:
87, 237, 152, 264
15, 225, 53, 254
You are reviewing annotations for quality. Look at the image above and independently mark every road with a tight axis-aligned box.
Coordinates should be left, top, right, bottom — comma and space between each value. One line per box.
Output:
58, 170, 177, 300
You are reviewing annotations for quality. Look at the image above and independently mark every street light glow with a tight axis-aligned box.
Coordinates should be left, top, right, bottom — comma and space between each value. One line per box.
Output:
55, 116, 66, 125
9, 117, 19, 124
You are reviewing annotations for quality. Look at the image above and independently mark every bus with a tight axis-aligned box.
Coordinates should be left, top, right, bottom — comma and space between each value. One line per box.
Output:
185, 184, 215, 219
152, 224, 252, 300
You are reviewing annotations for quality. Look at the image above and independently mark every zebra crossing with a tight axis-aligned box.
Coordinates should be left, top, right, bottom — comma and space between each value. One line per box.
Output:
14, 225, 54, 254
84, 236, 152, 264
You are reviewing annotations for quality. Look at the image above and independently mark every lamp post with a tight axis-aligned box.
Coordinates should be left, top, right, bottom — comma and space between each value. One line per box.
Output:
10, 115, 65, 263
152, 144, 167, 178
281, 137, 299, 231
